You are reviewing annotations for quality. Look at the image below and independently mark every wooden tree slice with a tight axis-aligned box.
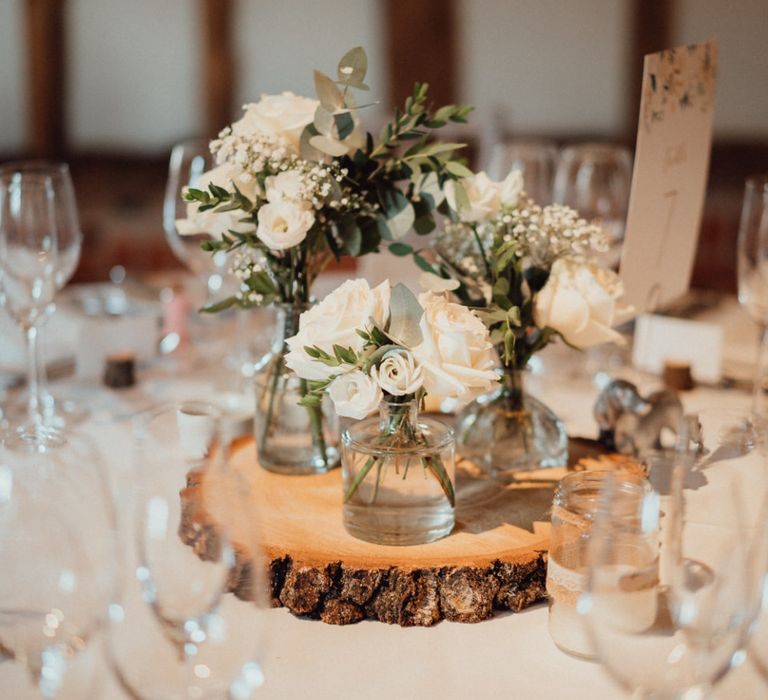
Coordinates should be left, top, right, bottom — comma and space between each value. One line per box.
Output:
181, 437, 629, 627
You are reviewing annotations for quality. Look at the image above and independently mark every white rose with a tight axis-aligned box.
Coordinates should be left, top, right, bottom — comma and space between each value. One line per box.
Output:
327, 370, 382, 420
371, 349, 423, 397
500, 169, 524, 208
445, 170, 525, 223
412, 292, 498, 400
232, 92, 318, 153
443, 171, 498, 223
175, 162, 258, 237
534, 258, 624, 348
265, 170, 304, 203
256, 201, 315, 250
285, 279, 391, 381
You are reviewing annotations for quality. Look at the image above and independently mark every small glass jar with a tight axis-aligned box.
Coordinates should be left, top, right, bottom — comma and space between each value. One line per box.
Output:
341, 398, 455, 546
254, 303, 340, 474
546, 470, 651, 658
456, 367, 568, 476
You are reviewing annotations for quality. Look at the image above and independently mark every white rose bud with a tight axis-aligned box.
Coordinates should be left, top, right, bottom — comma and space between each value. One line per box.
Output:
444, 170, 525, 223
256, 201, 315, 250
444, 171, 501, 223
371, 349, 424, 397
327, 370, 382, 420
412, 292, 498, 400
534, 257, 624, 348
285, 279, 391, 381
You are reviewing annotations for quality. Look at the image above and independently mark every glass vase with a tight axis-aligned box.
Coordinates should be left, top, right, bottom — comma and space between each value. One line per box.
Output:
455, 366, 567, 477
254, 303, 340, 474
341, 398, 455, 546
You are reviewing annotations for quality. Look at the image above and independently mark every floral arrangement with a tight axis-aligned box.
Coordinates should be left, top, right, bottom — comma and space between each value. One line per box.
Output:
412, 169, 625, 372
284, 278, 498, 501
178, 46, 472, 312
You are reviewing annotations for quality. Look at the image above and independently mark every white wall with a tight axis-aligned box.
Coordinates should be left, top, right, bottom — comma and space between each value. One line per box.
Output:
458, 0, 632, 138
0, 0, 24, 154
68, 0, 200, 151
234, 0, 386, 115
673, 0, 768, 138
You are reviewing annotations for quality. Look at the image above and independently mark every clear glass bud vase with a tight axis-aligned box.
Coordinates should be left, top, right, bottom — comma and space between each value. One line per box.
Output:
341, 398, 455, 545
254, 303, 340, 474
455, 366, 568, 477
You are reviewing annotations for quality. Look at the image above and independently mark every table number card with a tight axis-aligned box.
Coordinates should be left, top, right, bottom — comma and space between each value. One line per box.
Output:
619, 41, 718, 318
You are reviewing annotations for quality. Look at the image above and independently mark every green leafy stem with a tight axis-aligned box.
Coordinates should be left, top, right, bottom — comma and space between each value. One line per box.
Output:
342, 400, 455, 507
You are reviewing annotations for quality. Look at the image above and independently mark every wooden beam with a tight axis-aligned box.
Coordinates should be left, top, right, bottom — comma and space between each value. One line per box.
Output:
384, 0, 457, 109
626, 0, 673, 140
201, 0, 235, 137
25, 0, 66, 157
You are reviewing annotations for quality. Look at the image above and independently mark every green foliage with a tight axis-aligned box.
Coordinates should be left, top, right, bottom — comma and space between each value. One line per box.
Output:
386, 283, 424, 347
185, 45, 476, 313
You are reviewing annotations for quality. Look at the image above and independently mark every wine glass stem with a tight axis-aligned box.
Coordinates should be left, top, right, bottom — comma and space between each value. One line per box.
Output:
753, 324, 768, 419
25, 324, 45, 430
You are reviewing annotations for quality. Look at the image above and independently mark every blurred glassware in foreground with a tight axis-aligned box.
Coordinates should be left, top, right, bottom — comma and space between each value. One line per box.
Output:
580, 410, 766, 699
736, 175, 768, 419
554, 143, 632, 268
0, 162, 83, 448
108, 401, 266, 699
0, 433, 118, 698
486, 139, 559, 205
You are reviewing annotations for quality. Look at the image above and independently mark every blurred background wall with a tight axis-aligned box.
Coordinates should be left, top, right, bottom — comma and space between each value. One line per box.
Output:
0, 0, 766, 288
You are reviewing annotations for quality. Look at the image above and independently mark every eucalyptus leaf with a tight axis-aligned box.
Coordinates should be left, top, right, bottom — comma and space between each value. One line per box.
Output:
337, 46, 368, 87
386, 201, 415, 240
388, 242, 413, 256
334, 111, 355, 140
387, 283, 424, 347
314, 69, 345, 109
313, 105, 336, 136
299, 124, 324, 161
309, 134, 349, 157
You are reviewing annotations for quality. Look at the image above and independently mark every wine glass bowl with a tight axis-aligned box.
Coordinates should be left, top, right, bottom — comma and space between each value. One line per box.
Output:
737, 176, 768, 324
486, 139, 559, 205
0, 162, 83, 447
163, 141, 229, 298
736, 175, 768, 417
554, 143, 632, 266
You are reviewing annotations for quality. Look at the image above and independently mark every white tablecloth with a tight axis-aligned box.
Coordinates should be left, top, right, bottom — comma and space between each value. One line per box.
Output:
1, 288, 766, 700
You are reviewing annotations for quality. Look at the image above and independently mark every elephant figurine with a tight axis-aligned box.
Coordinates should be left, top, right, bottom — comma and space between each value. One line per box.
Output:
594, 379, 684, 455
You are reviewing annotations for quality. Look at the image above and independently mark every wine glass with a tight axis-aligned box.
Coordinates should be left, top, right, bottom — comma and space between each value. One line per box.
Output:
553, 143, 632, 267
163, 141, 271, 378
580, 411, 765, 698
108, 401, 266, 699
0, 162, 82, 448
164, 141, 229, 304
736, 175, 768, 419
486, 139, 559, 205
0, 433, 118, 698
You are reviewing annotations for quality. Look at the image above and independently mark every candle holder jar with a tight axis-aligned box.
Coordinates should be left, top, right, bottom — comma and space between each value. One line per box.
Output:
546, 470, 652, 658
